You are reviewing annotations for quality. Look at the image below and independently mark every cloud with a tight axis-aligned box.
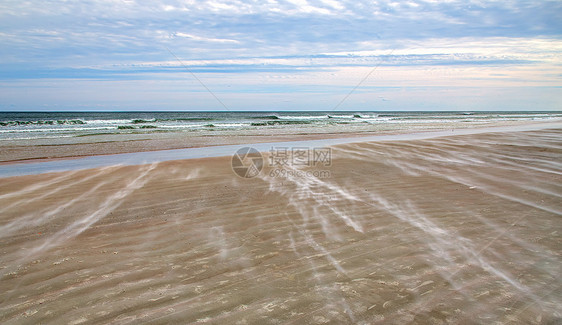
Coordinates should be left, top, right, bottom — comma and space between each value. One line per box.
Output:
173, 32, 240, 44
0, 0, 560, 110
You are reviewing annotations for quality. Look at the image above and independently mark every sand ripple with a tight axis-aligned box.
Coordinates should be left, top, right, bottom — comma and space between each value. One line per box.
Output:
1, 129, 561, 324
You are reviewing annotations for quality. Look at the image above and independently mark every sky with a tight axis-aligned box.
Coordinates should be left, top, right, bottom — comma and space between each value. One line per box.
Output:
0, 0, 561, 111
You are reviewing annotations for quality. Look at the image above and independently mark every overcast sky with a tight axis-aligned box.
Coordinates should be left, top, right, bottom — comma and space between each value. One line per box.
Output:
0, 0, 561, 111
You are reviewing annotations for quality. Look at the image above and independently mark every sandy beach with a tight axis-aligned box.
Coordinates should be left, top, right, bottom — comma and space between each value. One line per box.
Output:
3, 0, 561, 322
0, 126, 561, 324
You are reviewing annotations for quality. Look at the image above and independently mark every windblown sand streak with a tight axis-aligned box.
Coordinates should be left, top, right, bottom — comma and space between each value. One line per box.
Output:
0, 129, 560, 324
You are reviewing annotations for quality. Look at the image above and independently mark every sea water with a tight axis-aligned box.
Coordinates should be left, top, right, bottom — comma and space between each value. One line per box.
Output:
1, 111, 561, 141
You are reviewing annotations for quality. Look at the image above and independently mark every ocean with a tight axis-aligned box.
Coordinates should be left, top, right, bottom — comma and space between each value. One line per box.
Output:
1, 111, 561, 141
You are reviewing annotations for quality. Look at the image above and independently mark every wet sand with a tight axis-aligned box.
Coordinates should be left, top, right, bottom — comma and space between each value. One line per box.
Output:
0, 128, 561, 324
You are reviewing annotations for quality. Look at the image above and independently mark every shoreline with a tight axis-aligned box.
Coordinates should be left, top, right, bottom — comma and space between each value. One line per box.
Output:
2, 117, 561, 164
0, 120, 561, 178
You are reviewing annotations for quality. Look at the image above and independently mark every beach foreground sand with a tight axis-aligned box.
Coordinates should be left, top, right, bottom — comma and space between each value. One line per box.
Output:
1, 128, 561, 324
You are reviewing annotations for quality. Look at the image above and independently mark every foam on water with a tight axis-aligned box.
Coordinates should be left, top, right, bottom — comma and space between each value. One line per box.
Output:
1, 111, 561, 141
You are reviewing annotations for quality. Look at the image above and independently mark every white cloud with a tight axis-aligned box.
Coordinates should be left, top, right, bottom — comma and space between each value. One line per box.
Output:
285, 0, 334, 15
319, 0, 345, 10
174, 32, 240, 44
322, 37, 562, 66
1, 0, 560, 110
